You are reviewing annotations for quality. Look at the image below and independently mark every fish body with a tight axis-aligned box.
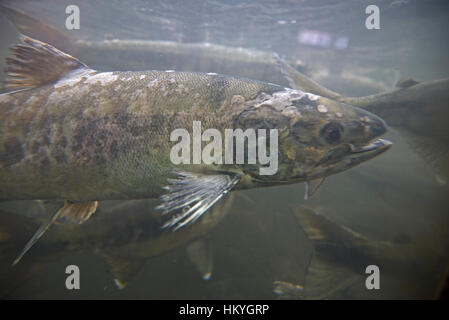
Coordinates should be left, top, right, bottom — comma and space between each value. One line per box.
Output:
0, 36, 390, 203
0, 68, 278, 201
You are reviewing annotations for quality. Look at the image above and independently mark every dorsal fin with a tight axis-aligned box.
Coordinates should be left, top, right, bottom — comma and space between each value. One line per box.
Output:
4, 35, 90, 89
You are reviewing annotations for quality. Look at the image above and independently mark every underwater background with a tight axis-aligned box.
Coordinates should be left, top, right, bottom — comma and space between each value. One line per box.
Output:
0, 0, 448, 299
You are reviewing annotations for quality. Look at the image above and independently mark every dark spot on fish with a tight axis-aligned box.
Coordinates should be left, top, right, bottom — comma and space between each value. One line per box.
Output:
208, 76, 228, 104
129, 125, 144, 136
1, 137, 24, 166
60, 136, 67, 148
71, 131, 83, 153
39, 155, 51, 169
51, 136, 68, 163
30, 140, 40, 154
110, 140, 119, 159
72, 120, 97, 154
42, 134, 50, 146
52, 149, 67, 163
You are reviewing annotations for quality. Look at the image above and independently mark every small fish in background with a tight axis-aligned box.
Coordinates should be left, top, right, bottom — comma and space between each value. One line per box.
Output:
274, 54, 449, 186
290, 205, 378, 299
0, 194, 237, 294
287, 205, 446, 299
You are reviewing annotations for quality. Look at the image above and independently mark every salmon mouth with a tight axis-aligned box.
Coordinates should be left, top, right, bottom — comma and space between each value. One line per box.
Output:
349, 138, 393, 156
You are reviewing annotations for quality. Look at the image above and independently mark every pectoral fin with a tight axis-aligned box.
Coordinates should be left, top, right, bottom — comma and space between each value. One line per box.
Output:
157, 171, 240, 231
12, 200, 98, 266
304, 177, 326, 200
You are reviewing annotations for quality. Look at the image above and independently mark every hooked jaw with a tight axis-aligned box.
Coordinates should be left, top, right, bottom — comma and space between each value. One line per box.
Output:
349, 138, 392, 163
350, 138, 392, 154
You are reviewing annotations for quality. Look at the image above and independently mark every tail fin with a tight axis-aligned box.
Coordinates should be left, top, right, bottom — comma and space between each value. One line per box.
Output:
290, 205, 370, 299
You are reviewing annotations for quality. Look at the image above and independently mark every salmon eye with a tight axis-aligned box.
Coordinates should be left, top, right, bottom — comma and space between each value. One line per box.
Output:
320, 122, 343, 144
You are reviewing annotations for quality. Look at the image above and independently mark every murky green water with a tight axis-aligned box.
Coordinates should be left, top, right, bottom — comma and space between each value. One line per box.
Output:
0, 0, 448, 299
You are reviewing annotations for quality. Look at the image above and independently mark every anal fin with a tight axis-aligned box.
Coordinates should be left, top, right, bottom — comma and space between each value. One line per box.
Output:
59, 201, 98, 224
12, 200, 98, 266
